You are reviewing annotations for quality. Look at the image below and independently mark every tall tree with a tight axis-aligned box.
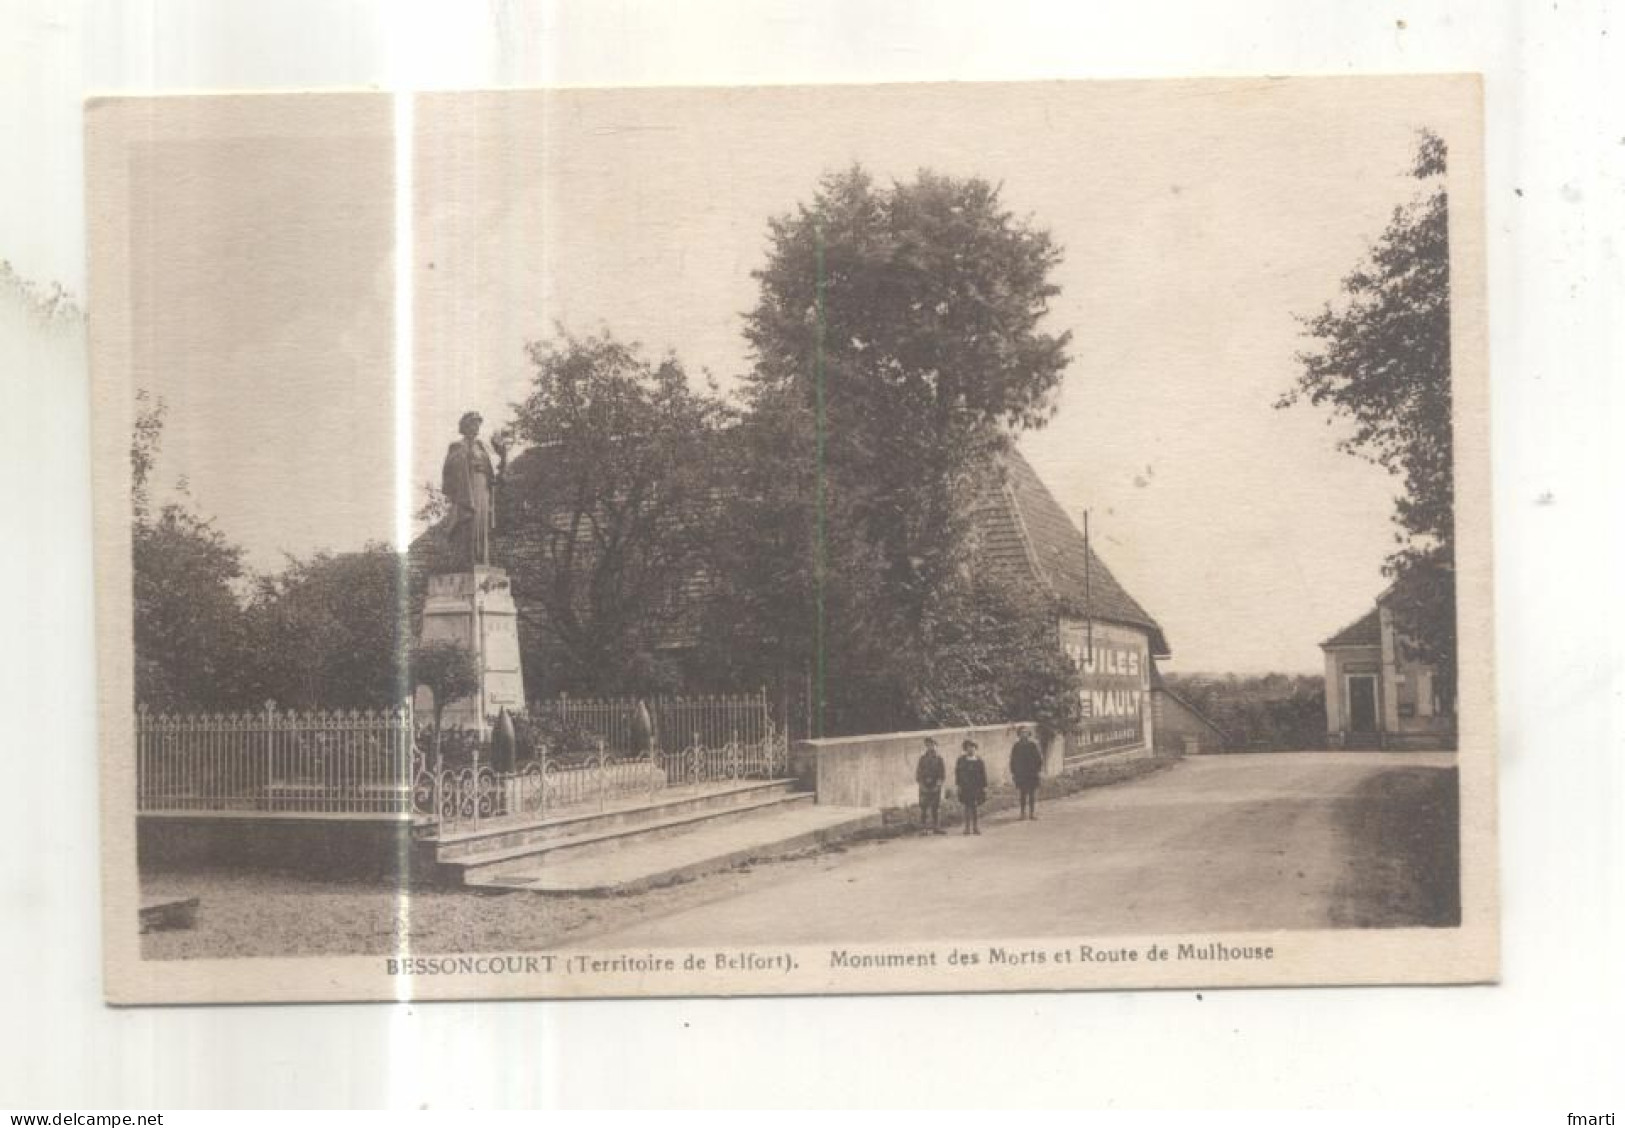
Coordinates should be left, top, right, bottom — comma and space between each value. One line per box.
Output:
911, 567, 1086, 739
728, 167, 1073, 734
131, 392, 253, 711
243, 544, 410, 710
500, 331, 733, 694
1279, 131, 1457, 705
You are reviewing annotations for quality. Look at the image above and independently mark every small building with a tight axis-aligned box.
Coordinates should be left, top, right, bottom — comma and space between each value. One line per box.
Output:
1320, 588, 1455, 751
1149, 665, 1228, 755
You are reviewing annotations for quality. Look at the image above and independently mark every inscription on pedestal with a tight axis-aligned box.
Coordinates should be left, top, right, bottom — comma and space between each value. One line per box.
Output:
417, 566, 526, 732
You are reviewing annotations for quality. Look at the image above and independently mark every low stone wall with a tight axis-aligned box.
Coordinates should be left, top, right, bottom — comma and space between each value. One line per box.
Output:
138, 815, 428, 879
792, 723, 1063, 809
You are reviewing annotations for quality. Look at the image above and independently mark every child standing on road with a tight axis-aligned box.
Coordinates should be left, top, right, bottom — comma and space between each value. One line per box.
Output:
955, 738, 988, 835
1010, 725, 1044, 820
915, 736, 946, 834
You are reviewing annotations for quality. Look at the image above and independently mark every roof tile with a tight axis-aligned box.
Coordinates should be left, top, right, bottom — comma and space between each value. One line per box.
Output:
1320, 607, 1380, 649
974, 446, 1170, 655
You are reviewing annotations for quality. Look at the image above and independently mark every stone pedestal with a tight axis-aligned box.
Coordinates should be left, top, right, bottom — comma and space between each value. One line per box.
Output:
416, 566, 526, 733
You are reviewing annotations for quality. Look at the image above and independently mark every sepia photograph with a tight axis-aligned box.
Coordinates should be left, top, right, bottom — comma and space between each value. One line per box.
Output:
87, 77, 1495, 1003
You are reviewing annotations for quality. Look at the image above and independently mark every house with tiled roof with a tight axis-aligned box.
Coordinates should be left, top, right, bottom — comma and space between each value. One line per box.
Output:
1320, 586, 1455, 750
972, 446, 1169, 765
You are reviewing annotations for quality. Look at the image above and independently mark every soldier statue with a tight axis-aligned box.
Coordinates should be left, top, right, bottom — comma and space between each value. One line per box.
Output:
440, 410, 509, 569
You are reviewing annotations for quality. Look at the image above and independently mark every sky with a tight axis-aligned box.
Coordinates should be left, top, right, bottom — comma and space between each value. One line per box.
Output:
119, 78, 1480, 673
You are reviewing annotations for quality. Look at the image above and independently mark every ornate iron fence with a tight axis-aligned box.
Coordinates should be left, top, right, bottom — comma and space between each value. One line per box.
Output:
655, 734, 789, 787
136, 702, 416, 816
412, 724, 791, 833
539, 690, 776, 756
136, 692, 791, 830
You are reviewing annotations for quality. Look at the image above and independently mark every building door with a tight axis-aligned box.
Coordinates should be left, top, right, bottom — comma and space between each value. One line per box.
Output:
1348, 675, 1379, 734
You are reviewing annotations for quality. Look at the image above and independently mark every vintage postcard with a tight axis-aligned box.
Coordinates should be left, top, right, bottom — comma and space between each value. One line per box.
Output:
89, 77, 1495, 1004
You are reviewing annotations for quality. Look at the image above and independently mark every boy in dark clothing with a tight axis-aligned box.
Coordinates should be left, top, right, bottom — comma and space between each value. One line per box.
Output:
955, 739, 988, 835
1010, 725, 1044, 820
915, 737, 946, 834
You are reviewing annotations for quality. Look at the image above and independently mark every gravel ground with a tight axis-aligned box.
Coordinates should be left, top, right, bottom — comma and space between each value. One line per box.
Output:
141, 753, 1177, 960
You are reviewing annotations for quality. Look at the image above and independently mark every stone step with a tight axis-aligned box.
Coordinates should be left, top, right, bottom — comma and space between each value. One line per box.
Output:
469, 803, 884, 894
1383, 733, 1457, 752
433, 778, 801, 861
441, 790, 818, 882
140, 896, 199, 933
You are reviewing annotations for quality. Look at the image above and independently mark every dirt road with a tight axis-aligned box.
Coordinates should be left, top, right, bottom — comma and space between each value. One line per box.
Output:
573, 752, 1460, 948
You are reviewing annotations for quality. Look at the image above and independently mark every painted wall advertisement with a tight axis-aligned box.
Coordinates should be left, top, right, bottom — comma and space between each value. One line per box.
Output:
1060, 619, 1150, 754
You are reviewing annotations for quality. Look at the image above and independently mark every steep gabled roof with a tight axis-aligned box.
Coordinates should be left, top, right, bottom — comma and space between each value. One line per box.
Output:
1321, 607, 1380, 649
974, 445, 1170, 656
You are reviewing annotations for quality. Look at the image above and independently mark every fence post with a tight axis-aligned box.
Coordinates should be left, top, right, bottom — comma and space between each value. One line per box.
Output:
639, 697, 659, 803
539, 739, 548, 819
597, 738, 607, 811
263, 699, 276, 812
400, 696, 413, 815
472, 735, 481, 831
648, 736, 659, 804
135, 704, 147, 811
433, 718, 445, 832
